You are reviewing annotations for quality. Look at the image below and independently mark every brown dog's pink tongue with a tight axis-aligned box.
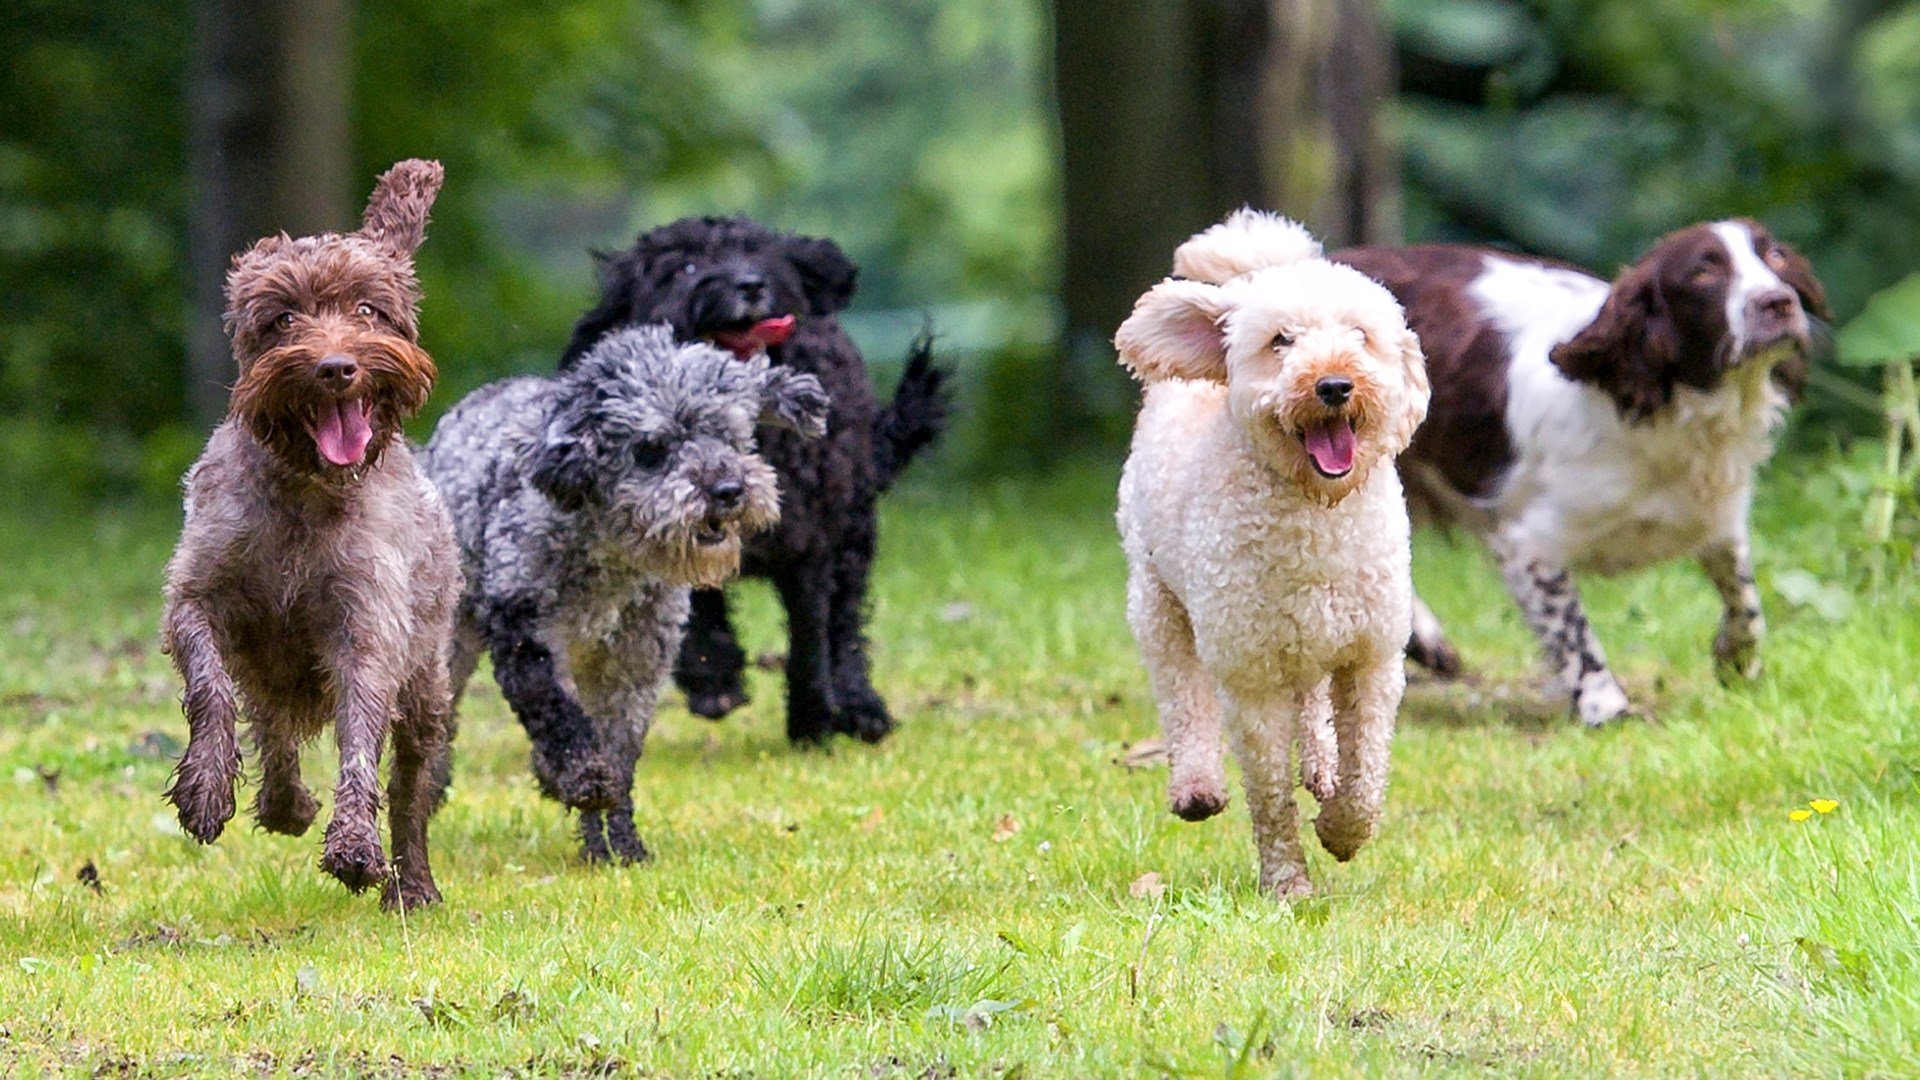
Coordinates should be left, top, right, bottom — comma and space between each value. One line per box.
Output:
1303, 419, 1355, 477
313, 400, 373, 467
712, 315, 797, 359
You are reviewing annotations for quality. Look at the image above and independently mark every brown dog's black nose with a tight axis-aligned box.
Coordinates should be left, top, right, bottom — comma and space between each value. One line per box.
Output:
709, 478, 744, 509
1315, 376, 1353, 407
316, 355, 359, 389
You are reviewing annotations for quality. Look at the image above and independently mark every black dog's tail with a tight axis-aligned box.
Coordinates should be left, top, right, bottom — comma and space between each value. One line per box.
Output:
872, 332, 951, 491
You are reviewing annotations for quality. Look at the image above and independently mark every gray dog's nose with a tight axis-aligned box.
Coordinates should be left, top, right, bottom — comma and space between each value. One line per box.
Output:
709, 478, 745, 509
1315, 376, 1353, 407
316, 355, 359, 388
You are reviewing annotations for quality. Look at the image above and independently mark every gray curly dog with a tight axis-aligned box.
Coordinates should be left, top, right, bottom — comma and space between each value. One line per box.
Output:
422, 325, 829, 863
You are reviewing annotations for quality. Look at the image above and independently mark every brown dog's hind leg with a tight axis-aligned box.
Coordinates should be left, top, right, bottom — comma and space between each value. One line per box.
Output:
252, 713, 319, 836
381, 674, 451, 911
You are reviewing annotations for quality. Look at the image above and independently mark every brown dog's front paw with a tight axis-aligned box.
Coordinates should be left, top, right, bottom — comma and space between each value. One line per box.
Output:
320, 829, 390, 894
166, 764, 237, 845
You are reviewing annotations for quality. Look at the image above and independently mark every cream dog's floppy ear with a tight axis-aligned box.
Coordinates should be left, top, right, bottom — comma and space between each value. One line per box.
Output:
1114, 279, 1232, 384
1388, 326, 1430, 454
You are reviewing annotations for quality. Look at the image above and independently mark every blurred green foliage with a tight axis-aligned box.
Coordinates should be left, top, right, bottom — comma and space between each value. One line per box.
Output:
4, 0, 1917, 495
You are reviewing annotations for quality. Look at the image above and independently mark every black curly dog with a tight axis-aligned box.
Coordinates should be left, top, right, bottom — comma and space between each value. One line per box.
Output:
560, 216, 950, 744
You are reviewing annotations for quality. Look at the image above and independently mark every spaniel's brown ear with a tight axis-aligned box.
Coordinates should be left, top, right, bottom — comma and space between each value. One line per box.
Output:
1549, 265, 1677, 422
360, 159, 444, 256
1114, 279, 1231, 384
1772, 238, 1831, 323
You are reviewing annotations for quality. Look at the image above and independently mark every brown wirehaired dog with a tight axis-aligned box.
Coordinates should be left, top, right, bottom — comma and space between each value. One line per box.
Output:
161, 159, 461, 911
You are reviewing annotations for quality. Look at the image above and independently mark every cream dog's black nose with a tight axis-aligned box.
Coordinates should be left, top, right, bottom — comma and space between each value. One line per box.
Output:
1315, 376, 1353, 407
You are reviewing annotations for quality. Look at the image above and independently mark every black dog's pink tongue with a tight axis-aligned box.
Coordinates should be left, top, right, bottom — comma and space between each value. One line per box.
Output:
712, 315, 797, 359
1303, 418, 1356, 477
312, 399, 373, 467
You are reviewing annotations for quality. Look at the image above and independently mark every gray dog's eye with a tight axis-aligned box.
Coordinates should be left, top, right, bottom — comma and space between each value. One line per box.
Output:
632, 441, 669, 470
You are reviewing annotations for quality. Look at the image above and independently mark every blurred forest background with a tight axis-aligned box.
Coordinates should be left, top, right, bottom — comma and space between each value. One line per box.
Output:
6, 0, 1920, 497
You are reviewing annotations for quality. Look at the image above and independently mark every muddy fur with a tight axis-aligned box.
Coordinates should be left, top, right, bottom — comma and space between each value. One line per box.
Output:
559, 216, 950, 744
423, 326, 827, 863
161, 159, 459, 911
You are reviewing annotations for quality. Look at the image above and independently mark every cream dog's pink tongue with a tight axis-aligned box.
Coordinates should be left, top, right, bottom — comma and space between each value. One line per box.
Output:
1303, 419, 1355, 476
313, 400, 373, 467
712, 315, 797, 359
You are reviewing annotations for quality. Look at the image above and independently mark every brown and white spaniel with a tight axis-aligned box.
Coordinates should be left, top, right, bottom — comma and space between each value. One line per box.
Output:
1333, 220, 1828, 724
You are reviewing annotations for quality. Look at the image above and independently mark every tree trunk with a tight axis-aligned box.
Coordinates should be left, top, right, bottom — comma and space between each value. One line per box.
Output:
186, 0, 353, 429
1050, 0, 1398, 439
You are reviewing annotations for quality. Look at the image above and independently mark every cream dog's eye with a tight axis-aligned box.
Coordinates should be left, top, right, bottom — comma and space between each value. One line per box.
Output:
1272, 331, 1294, 350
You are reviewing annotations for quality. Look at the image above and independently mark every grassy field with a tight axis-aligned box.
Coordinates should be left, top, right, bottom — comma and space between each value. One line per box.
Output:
1, 453, 1915, 1077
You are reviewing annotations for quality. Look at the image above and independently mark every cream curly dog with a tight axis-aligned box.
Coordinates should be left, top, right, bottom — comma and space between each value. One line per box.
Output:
1115, 211, 1430, 900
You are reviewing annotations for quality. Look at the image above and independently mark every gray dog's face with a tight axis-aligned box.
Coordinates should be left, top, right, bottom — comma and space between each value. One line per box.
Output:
531, 326, 829, 586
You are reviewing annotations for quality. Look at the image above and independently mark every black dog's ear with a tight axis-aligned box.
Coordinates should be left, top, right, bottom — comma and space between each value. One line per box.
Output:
528, 413, 602, 511
758, 367, 830, 439
785, 235, 858, 316
559, 250, 641, 369
1549, 264, 1677, 422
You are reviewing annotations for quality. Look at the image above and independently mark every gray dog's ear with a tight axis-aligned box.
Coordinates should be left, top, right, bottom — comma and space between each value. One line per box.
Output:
758, 368, 830, 439
528, 411, 601, 512
360, 159, 444, 255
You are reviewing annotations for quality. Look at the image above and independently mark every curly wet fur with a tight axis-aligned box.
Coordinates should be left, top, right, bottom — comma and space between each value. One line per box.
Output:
161, 159, 459, 912
1114, 211, 1428, 900
423, 326, 827, 863
558, 216, 951, 744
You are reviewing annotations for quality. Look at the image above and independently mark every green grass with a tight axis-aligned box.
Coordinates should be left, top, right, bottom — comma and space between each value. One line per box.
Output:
2, 453, 1916, 1076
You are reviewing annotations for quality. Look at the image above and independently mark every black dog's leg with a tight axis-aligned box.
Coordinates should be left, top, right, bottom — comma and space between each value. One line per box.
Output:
674, 588, 749, 720
825, 509, 894, 743
775, 564, 838, 744
485, 600, 620, 811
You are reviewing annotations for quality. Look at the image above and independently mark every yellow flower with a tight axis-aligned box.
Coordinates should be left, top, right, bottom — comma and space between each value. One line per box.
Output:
1810, 799, 1838, 815
1789, 809, 1812, 822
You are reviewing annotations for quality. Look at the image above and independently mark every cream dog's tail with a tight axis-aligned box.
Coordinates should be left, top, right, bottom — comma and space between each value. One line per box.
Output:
1173, 208, 1322, 284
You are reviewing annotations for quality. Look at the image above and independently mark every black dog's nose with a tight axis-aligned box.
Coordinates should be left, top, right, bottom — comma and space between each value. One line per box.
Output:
709, 478, 745, 509
316, 355, 358, 387
734, 271, 767, 297
1754, 288, 1797, 320
1315, 375, 1353, 407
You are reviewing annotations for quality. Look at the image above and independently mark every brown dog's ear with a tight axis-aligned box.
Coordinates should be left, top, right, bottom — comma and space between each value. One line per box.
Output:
1114, 279, 1231, 384
360, 159, 444, 255
1549, 265, 1676, 421
1388, 327, 1430, 454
